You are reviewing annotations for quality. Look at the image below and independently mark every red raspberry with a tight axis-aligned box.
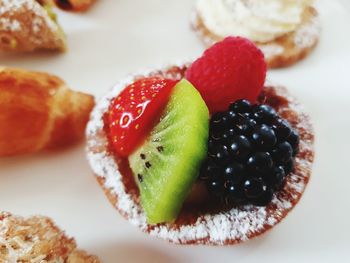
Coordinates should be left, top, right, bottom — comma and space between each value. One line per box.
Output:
107, 77, 177, 157
186, 37, 266, 113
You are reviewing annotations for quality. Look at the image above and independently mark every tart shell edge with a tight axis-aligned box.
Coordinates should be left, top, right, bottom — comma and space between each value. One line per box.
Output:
86, 64, 315, 245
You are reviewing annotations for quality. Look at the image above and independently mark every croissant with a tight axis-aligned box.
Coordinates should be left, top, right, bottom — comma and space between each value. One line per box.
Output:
0, 0, 66, 52
0, 67, 94, 157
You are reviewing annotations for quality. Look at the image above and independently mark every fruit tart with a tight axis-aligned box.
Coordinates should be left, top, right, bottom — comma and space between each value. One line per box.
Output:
86, 37, 314, 245
192, 0, 321, 68
0, 0, 66, 52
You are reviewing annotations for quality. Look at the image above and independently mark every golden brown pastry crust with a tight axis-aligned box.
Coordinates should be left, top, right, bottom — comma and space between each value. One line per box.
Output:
0, 67, 95, 157
192, 6, 320, 68
0, 212, 100, 262
0, 0, 66, 52
86, 64, 315, 245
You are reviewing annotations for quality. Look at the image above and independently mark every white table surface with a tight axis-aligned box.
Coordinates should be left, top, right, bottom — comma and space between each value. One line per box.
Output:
1, 0, 350, 262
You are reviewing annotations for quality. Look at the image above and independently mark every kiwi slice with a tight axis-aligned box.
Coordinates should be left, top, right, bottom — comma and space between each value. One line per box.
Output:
128, 79, 209, 224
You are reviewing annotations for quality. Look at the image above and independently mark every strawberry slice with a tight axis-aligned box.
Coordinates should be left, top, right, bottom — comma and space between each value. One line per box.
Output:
107, 77, 177, 157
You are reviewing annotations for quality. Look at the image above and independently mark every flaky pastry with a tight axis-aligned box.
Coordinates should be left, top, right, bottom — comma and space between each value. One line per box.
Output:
0, 67, 95, 157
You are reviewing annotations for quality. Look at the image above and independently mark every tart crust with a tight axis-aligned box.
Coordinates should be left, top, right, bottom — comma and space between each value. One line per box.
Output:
86, 64, 314, 245
192, 6, 321, 68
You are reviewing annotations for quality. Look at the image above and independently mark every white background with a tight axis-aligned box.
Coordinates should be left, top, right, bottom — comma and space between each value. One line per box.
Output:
1, 0, 350, 262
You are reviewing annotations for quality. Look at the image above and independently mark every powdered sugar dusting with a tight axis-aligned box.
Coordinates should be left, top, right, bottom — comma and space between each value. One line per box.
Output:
258, 44, 285, 60
0, 0, 57, 33
0, 17, 21, 31
86, 63, 314, 245
294, 10, 321, 48
0, 0, 65, 52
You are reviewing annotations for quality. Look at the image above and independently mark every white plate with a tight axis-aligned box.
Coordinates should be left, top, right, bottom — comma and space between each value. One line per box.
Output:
1, 0, 350, 262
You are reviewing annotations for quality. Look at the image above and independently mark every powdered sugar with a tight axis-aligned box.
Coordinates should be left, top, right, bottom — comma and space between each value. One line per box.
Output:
0, 0, 58, 36
294, 10, 321, 48
258, 44, 285, 60
86, 63, 314, 245
0, 17, 21, 31
32, 17, 42, 33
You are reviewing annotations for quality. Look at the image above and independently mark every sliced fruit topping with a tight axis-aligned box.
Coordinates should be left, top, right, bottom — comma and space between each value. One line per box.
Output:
128, 79, 209, 224
107, 77, 177, 157
186, 37, 267, 113
199, 99, 299, 206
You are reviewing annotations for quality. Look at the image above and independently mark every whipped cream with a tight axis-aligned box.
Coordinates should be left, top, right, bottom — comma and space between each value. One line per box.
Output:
197, 0, 313, 43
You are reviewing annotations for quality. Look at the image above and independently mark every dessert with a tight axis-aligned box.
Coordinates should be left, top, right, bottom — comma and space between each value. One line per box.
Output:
0, 67, 95, 157
192, 0, 321, 68
0, 212, 100, 262
0, 0, 66, 52
87, 37, 314, 244
45, 0, 96, 12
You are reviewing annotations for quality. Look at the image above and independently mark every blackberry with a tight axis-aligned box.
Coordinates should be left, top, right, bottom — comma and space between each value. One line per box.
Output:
207, 178, 225, 196
251, 124, 277, 149
208, 144, 230, 164
247, 152, 273, 174
287, 129, 300, 156
273, 166, 287, 189
225, 182, 244, 203
229, 135, 251, 161
199, 99, 299, 206
252, 104, 277, 124
229, 99, 252, 113
271, 142, 293, 164
224, 162, 245, 183
235, 117, 257, 135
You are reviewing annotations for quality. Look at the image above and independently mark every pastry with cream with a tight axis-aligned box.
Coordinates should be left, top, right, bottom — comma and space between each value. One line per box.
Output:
192, 0, 321, 68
